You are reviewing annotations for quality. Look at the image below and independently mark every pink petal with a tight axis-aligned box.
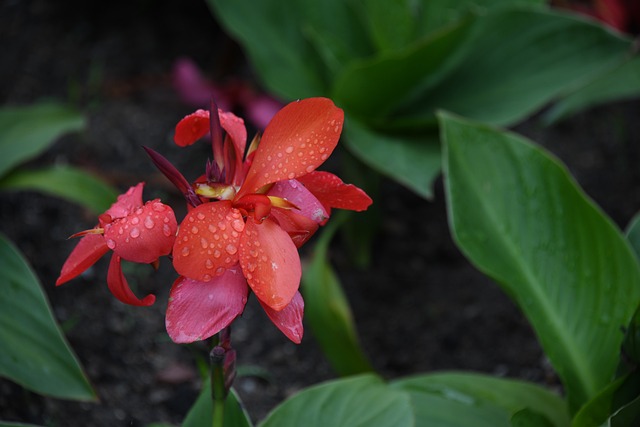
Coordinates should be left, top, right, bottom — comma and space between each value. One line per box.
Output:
259, 291, 304, 344
103, 183, 144, 221
239, 218, 301, 311
172, 57, 223, 108
104, 200, 177, 264
106, 254, 155, 306
268, 179, 328, 224
172, 201, 244, 282
238, 98, 344, 197
56, 233, 110, 285
297, 171, 372, 213
165, 270, 248, 343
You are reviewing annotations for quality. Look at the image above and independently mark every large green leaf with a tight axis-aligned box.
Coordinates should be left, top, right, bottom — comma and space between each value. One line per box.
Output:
259, 374, 413, 427
344, 120, 441, 199
0, 102, 85, 178
544, 57, 640, 124
572, 372, 640, 427
392, 372, 570, 427
301, 211, 373, 376
440, 112, 640, 412
0, 234, 95, 400
0, 165, 117, 214
391, 8, 633, 129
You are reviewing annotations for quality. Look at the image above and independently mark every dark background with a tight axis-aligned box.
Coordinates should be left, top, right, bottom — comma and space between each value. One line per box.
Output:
1, 1, 639, 425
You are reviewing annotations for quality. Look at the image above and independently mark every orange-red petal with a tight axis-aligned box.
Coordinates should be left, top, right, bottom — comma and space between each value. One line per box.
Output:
103, 182, 145, 221
269, 208, 319, 248
238, 98, 344, 197
297, 171, 372, 213
174, 109, 210, 147
259, 291, 304, 344
239, 218, 300, 311
56, 233, 110, 286
172, 201, 245, 282
103, 200, 177, 264
165, 270, 248, 343
106, 254, 155, 306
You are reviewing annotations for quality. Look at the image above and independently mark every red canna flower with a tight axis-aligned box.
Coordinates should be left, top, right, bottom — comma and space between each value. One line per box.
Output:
158, 97, 372, 344
57, 183, 178, 306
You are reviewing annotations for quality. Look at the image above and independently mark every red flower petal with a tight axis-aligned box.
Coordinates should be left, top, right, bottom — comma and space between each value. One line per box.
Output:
270, 209, 319, 248
297, 171, 372, 213
104, 200, 177, 264
239, 218, 301, 311
104, 182, 144, 221
259, 291, 304, 344
56, 233, 110, 285
219, 110, 247, 162
106, 254, 155, 306
174, 109, 210, 147
173, 201, 244, 282
165, 270, 248, 343
238, 98, 344, 197
268, 179, 328, 223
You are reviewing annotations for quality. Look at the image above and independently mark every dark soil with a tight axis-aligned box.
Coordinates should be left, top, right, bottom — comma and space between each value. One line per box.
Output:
1, 1, 639, 426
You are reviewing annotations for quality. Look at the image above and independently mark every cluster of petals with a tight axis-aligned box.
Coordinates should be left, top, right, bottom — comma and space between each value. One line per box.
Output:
166, 97, 372, 344
57, 183, 178, 306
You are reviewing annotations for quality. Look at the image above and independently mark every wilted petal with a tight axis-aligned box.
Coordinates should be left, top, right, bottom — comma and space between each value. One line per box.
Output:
104, 182, 145, 220
174, 109, 210, 147
104, 200, 177, 264
106, 254, 155, 306
173, 201, 244, 282
166, 270, 248, 343
238, 98, 344, 197
268, 180, 328, 224
259, 291, 304, 344
239, 218, 300, 311
297, 171, 372, 214
56, 233, 110, 285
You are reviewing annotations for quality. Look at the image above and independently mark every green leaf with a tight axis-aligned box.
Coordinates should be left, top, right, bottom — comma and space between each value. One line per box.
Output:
0, 101, 85, 178
183, 380, 252, 427
391, 8, 633, 129
440, 112, 640, 412
606, 395, 640, 427
0, 233, 95, 400
301, 211, 373, 376
393, 372, 570, 427
344, 120, 441, 199
259, 374, 413, 427
0, 165, 118, 214
625, 212, 640, 260
511, 408, 556, 427
544, 57, 640, 124
572, 372, 640, 427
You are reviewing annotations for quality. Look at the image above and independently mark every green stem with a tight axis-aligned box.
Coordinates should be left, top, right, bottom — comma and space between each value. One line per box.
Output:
211, 338, 227, 427
212, 397, 225, 427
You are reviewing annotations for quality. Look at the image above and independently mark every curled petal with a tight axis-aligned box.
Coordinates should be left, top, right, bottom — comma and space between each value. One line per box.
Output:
239, 218, 301, 311
238, 98, 344, 197
174, 109, 210, 147
173, 201, 244, 282
165, 270, 249, 343
104, 200, 177, 264
268, 180, 328, 224
219, 110, 247, 164
259, 291, 304, 344
106, 254, 155, 306
270, 209, 319, 248
297, 171, 372, 214
104, 182, 144, 221
56, 233, 109, 285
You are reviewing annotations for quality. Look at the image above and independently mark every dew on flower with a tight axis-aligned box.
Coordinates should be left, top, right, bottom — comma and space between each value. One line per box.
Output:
181, 247, 190, 256
131, 217, 140, 225
106, 239, 116, 249
130, 227, 140, 238
226, 244, 237, 255
144, 216, 155, 229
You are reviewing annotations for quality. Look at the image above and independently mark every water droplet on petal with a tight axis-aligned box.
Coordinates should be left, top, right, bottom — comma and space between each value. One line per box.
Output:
200, 237, 209, 249
203, 274, 212, 281
153, 203, 166, 212
106, 239, 116, 249
285, 146, 294, 153
208, 224, 217, 233
215, 267, 225, 276
205, 259, 214, 269
213, 250, 221, 258
144, 216, 155, 229
181, 247, 190, 256
288, 172, 295, 179
131, 216, 140, 225
232, 219, 244, 232
191, 226, 199, 234
197, 212, 205, 220
130, 227, 140, 238
163, 224, 173, 237
226, 244, 237, 255
305, 165, 314, 173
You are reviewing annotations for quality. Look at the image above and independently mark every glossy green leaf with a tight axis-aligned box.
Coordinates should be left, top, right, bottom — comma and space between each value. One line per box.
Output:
544, 57, 640, 124
393, 372, 570, 427
0, 101, 85, 178
390, 9, 632, 129
259, 374, 413, 427
0, 234, 95, 400
344, 120, 441, 199
0, 165, 117, 214
440, 112, 640, 412
511, 408, 556, 427
182, 380, 252, 427
572, 372, 640, 427
301, 211, 373, 376
625, 212, 640, 259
